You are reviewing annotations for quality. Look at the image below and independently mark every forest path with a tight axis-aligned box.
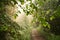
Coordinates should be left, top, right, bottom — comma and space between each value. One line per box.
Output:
31, 28, 46, 40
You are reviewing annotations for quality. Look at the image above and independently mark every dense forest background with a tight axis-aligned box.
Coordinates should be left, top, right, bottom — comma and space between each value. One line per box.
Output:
0, 0, 60, 40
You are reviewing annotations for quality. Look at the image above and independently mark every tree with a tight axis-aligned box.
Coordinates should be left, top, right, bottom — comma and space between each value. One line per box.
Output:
0, 1, 21, 40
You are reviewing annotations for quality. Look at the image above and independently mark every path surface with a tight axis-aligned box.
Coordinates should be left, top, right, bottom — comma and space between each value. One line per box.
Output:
31, 29, 46, 40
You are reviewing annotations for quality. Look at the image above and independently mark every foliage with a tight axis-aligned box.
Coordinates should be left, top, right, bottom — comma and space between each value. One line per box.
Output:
0, 1, 21, 40
17, 0, 60, 40
0, 0, 60, 40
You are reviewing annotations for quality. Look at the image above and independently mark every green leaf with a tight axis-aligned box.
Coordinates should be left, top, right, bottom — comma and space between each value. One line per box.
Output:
19, 0, 24, 4
14, 14, 18, 19
50, 16, 55, 20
